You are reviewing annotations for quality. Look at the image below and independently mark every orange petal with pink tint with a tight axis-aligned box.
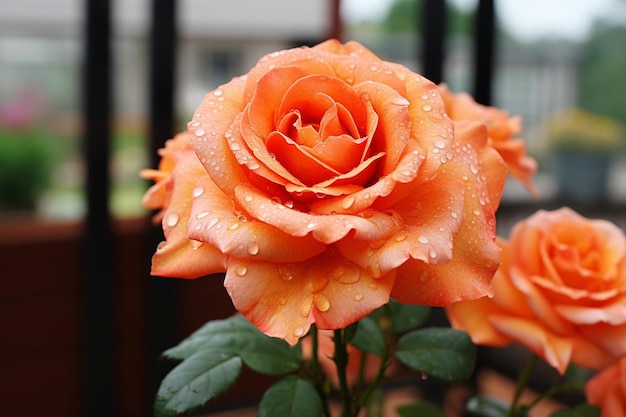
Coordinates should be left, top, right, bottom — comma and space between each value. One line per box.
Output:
189, 75, 252, 196
235, 183, 399, 244
188, 176, 326, 262
151, 151, 227, 278
224, 249, 395, 345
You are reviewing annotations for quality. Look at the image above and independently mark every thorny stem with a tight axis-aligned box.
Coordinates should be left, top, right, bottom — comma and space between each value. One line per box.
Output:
507, 354, 538, 417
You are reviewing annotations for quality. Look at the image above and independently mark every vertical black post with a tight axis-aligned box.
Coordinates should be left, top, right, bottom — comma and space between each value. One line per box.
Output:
148, 0, 179, 396
473, 0, 496, 105
421, 0, 446, 84
83, 0, 114, 416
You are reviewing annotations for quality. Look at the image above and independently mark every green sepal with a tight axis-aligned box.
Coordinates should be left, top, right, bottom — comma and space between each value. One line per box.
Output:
257, 376, 323, 417
394, 327, 476, 381
351, 316, 386, 355
154, 350, 242, 417
396, 400, 445, 417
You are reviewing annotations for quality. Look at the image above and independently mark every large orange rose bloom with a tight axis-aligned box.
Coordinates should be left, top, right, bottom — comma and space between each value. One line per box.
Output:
438, 84, 537, 194
144, 40, 507, 344
586, 356, 626, 417
447, 208, 626, 374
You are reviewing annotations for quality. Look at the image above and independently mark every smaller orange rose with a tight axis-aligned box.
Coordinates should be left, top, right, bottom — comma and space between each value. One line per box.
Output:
447, 208, 626, 374
585, 356, 626, 417
438, 84, 538, 195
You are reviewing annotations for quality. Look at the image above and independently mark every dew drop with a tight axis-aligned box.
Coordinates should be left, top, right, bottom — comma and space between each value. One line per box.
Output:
306, 221, 317, 230
422, 104, 432, 112
206, 216, 219, 230
190, 240, 203, 250
235, 265, 247, 276
284, 200, 294, 208
192, 186, 205, 198
247, 242, 259, 255
354, 293, 364, 301
395, 234, 407, 242
369, 282, 378, 291
196, 211, 209, 219
293, 327, 306, 337
165, 213, 179, 227
228, 223, 239, 231
450, 212, 458, 219
434, 139, 446, 149
473, 209, 481, 216
193, 128, 205, 137
156, 241, 167, 251
248, 161, 260, 170
279, 267, 294, 281
314, 294, 331, 312
429, 249, 438, 259
244, 195, 254, 202
279, 297, 287, 306
229, 142, 241, 151
418, 235, 429, 244
213, 89, 223, 96
391, 96, 410, 106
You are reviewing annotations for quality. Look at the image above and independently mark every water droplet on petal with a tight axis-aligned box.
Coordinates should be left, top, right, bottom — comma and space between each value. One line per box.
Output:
192, 186, 205, 197
450, 212, 458, 219
429, 249, 438, 259
391, 96, 410, 106
206, 216, 219, 230
247, 242, 259, 255
284, 200, 294, 208
418, 235, 429, 244
244, 195, 253, 202
422, 104, 432, 112
196, 211, 209, 219
156, 241, 167, 251
190, 240, 203, 250
235, 265, 247, 276
194, 128, 205, 137
279, 297, 287, 306
293, 327, 306, 337
279, 267, 294, 281
354, 293, 364, 301
314, 294, 331, 312
395, 234, 407, 242
228, 223, 239, 231
165, 213, 179, 227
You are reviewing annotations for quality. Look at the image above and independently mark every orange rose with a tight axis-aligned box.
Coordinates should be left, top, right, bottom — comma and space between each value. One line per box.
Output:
586, 356, 626, 417
438, 84, 537, 194
144, 40, 507, 344
447, 208, 626, 374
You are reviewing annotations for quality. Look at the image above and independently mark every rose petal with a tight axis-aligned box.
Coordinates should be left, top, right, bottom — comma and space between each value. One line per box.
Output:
189, 75, 251, 196
188, 176, 326, 262
151, 151, 227, 278
335, 164, 464, 277
235, 183, 399, 245
224, 249, 395, 345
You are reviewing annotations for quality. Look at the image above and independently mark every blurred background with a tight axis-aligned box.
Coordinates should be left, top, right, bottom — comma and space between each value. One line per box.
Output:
1, 0, 625, 416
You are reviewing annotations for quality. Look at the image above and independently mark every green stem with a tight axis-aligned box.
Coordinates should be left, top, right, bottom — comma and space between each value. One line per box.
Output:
311, 326, 332, 417
333, 329, 353, 417
507, 354, 538, 417
356, 348, 390, 414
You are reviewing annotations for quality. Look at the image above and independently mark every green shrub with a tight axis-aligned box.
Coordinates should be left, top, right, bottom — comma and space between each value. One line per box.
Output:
0, 127, 53, 211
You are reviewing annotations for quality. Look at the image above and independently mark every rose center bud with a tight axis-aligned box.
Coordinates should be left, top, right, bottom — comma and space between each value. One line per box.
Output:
264, 74, 373, 187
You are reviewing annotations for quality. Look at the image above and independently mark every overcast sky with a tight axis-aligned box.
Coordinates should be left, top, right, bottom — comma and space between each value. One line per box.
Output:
341, 0, 626, 42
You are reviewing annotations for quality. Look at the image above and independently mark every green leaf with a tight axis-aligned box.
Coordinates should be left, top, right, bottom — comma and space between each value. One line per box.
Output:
351, 316, 386, 355
241, 336, 302, 375
154, 350, 242, 417
465, 395, 509, 417
257, 376, 323, 417
396, 400, 445, 417
564, 363, 592, 391
550, 404, 601, 417
387, 300, 431, 333
163, 314, 258, 360
394, 327, 476, 381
